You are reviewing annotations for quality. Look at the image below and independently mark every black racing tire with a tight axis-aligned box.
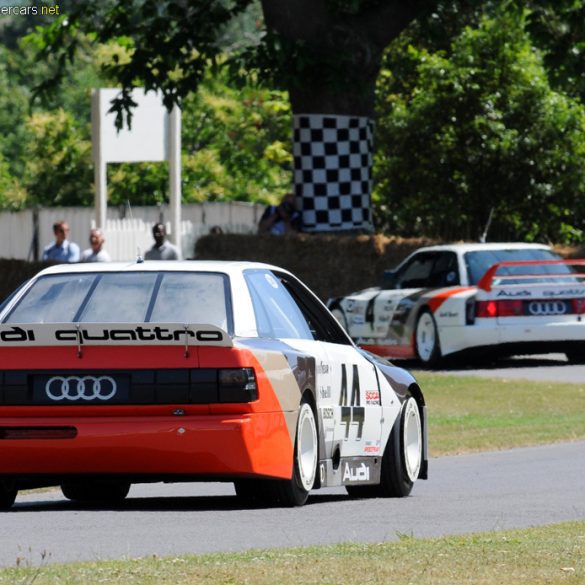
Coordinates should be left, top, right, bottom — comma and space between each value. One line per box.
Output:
61, 480, 131, 504
0, 480, 17, 510
271, 397, 318, 507
415, 310, 442, 367
346, 395, 423, 500
379, 396, 423, 497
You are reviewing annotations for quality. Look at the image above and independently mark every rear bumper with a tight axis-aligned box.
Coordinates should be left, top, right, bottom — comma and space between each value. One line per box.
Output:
0, 412, 293, 481
441, 320, 585, 357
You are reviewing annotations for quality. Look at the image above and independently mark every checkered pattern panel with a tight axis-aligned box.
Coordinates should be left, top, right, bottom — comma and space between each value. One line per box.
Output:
293, 114, 374, 233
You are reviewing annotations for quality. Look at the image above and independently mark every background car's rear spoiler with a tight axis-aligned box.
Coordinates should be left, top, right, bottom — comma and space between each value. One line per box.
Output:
478, 259, 585, 292
0, 323, 232, 349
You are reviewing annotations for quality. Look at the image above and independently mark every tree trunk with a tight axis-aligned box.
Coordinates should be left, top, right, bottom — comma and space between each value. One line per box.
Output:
261, 0, 422, 232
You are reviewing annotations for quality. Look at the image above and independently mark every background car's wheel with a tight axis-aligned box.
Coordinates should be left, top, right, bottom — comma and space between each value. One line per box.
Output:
415, 310, 441, 367
61, 480, 131, 503
0, 480, 17, 510
331, 308, 348, 331
272, 398, 318, 507
379, 395, 423, 497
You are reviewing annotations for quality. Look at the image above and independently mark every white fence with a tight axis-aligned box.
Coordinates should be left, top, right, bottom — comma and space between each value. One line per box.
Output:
0, 202, 265, 262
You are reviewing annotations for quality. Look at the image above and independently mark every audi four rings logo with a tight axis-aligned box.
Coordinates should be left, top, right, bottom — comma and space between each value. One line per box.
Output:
45, 376, 117, 401
528, 301, 567, 316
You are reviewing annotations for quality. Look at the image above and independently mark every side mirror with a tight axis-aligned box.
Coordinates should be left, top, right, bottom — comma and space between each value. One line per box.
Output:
382, 270, 396, 290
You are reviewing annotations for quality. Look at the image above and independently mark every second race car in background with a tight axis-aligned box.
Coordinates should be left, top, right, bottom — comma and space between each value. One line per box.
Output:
327, 243, 585, 366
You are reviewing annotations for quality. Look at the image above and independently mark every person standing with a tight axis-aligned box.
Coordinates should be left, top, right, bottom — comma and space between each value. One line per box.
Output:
80, 228, 111, 262
144, 222, 181, 260
258, 193, 301, 235
42, 220, 80, 263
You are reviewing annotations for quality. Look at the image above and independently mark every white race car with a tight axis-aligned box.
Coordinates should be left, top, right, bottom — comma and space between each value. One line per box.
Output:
327, 243, 585, 366
0, 260, 427, 509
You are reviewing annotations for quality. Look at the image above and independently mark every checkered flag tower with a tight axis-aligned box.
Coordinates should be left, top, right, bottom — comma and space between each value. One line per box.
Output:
293, 114, 374, 233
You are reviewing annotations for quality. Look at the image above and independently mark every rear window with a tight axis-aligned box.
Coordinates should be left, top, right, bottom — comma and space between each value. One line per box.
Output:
464, 249, 570, 285
3, 271, 231, 331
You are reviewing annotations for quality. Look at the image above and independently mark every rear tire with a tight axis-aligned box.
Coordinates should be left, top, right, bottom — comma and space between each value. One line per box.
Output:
415, 310, 441, 367
380, 396, 423, 497
271, 398, 318, 507
61, 480, 131, 504
0, 480, 17, 510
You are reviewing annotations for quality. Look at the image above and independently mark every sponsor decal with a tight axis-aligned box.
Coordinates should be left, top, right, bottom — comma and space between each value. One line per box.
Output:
317, 361, 330, 374
346, 300, 356, 313
365, 390, 380, 405
378, 314, 392, 323
319, 386, 332, 399
0, 326, 35, 343
438, 311, 459, 318
496, 289, 532, 298
343, 461, 370, 482
54, 327, 222, 343
544, 289, 585, 298
364, 445, 380, 454
322, 407, 334, 419
351, 315, 365, 325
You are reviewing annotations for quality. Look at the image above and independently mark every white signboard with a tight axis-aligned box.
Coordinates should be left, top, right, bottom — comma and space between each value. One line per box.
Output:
91, 88, 182, 250
95, 88, 169, 163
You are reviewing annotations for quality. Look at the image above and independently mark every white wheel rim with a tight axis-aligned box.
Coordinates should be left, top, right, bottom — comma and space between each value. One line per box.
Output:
297, 403, 318, 491
403, 398, 422, 482
416, 313, 436, 362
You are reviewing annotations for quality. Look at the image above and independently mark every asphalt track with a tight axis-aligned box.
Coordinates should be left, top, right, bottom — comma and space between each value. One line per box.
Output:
2, 439, 585, 567
2, 354, 584, 567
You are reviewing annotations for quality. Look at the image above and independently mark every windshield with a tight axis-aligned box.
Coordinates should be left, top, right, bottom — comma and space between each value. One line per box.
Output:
464, 249, 572, 285
3, 271, 231, 331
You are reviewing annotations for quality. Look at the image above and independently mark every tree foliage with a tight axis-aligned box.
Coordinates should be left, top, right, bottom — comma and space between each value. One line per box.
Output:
375, 10, 585, 243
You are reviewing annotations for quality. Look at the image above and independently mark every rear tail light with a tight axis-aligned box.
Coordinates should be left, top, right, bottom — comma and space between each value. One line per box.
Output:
475, 300, 523, 318
572, 299, 585, 314
218, 368, 257, 403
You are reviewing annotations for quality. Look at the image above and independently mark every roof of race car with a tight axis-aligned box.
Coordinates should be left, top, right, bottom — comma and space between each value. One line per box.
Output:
412, 242, 551, 255
35, 260, 285, 278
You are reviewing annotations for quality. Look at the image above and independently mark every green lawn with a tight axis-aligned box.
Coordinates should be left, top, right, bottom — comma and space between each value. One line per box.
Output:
416, 372, 585, 455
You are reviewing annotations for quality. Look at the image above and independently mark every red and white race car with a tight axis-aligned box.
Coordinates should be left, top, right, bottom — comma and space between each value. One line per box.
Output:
327, 243, 585, 366
0, 261, 427, 509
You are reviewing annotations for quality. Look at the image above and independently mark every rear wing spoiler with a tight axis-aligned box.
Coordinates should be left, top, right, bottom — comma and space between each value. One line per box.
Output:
477, 259, 585, 292
0, 323, 232, 349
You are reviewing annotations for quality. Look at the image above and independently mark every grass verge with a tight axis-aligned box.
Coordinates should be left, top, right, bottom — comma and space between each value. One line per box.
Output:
1, 521, 584, 584
416, 372, 585, 456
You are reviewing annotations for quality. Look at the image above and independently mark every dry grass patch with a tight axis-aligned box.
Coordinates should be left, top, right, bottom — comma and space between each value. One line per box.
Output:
2, 521, 584, 584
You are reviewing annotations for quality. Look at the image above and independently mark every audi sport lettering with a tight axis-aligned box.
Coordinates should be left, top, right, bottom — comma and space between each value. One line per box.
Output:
0, 261, 427, 510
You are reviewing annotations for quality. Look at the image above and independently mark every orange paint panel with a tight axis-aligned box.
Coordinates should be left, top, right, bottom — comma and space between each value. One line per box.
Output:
0, 412, 293, 479
360, 344, 416, 359
427, 287, 474, 314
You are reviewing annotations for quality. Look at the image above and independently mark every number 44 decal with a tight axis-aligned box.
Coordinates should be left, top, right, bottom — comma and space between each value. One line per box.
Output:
340, 364, 365, 440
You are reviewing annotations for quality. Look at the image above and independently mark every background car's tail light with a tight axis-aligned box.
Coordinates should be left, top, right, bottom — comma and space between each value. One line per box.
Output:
218, 368, 257, 403
475, 300, 523, 318
476, 300, 498, 318
572, 299, 585, 314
